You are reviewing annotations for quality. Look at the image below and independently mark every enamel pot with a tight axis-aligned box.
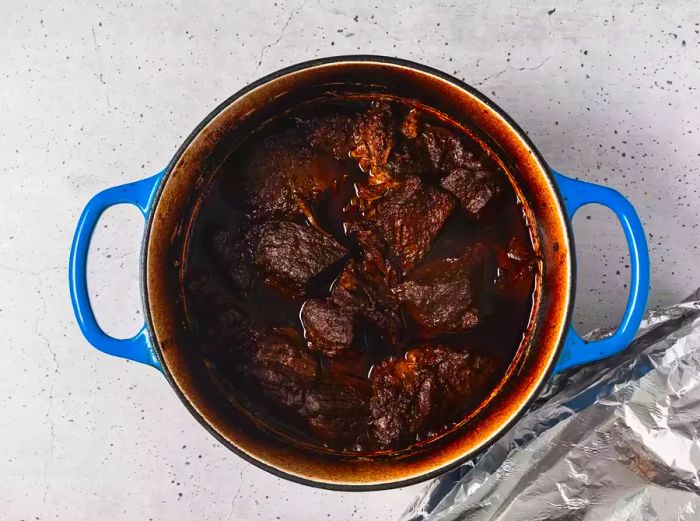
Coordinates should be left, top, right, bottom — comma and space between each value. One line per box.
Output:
69, 56, 650, 490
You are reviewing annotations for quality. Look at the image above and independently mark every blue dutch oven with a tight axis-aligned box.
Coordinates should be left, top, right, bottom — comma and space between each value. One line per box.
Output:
69, 56, 649, 489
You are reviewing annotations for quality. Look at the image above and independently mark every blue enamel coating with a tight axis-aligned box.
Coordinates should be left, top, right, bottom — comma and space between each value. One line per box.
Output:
552, 170, 650, 373
69, 171, 165, 369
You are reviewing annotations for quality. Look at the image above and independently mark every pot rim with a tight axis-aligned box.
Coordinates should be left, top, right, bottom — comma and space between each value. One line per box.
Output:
141, 54, 575, 490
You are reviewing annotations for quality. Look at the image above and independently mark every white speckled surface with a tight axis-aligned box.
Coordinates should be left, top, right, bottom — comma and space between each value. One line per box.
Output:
1, 1, 698, 519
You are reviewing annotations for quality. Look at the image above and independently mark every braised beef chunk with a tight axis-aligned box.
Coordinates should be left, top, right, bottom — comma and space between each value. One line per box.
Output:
441, 167, 502, 217
350, 104, 432, 186
349, 176, 455, 279
301, 296, 355, 356
350, 101, 397, 185
384, 111, 442, 178
251, 220, 347, 297
301, 259, 402, 355
386, 140, 433, 179
245, 326, 368, 448
300, 376, 368, 448
347, 181, 395, 217
420, 124, 481, 174
207, 229, 254, 291
332, 260, 402, 344
352, 227, 398, 284
186, 95, 537, 453
244, 326, 318, 410
208, 221, 347, 297
306, 114, 358, 160
405, 345, 499, 404
369, 345, 498, 449
369, 357, 437, 449
242, 133, 344, 218
397, 244, 494, 332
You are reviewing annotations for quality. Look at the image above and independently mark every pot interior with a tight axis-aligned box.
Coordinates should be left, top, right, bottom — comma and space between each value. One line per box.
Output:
144, 57, 572, 489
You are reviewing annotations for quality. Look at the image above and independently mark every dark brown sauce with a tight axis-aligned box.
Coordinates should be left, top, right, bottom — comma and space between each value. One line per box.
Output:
184, 95, 537, 453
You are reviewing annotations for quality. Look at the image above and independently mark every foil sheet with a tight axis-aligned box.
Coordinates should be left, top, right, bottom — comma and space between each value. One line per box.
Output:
404, 289, 700, 521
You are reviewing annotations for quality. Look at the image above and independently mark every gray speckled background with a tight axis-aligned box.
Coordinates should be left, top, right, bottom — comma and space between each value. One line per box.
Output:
1, 1, 698, 519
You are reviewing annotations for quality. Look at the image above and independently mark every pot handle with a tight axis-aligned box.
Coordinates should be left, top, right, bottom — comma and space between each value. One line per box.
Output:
551, 170, 650, 373
69, 171, 165, 369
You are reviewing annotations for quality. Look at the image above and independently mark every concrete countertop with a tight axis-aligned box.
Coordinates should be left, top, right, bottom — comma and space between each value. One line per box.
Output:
1, 1, 698, 519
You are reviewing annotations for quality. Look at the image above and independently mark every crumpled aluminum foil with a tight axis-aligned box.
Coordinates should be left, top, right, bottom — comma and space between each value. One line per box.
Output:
404, 289, 700, 521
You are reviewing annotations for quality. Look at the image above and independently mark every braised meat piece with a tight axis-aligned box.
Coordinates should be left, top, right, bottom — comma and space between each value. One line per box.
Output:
440, 167, 502, 217
300, 375, 368, 448
306, 114, 358, 160
350, 101, 397, 185
251, 220, 347, 297
247, 327, 369, 449
420, 124, 481, 174
385, 140, 433, 179
207, 229, 254, 292
244, 326, 318, 410
368, 356, 437, 449
347, 182, 395, 216
242, 132, 345, 218
348, 176, 455, 280
300, 296, 355, 356
300, 259, 402, 355
336, 94, 430, 181
369, 345, 498, 449
410, 122, 504, 216
405, 345, 499, 405
332, 260, 402, 345
352, 227, 397, 285
208, 221, 347, 297
396, 244, 494, 332
385, 111, 443, 178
